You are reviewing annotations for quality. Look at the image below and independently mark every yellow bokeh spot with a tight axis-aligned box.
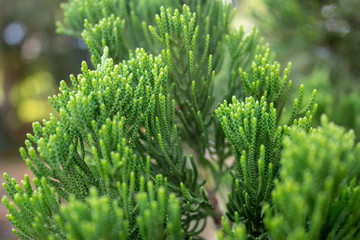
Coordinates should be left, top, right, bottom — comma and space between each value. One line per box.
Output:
19, 71, 55, 99
17, 100, 54, 123
9, 70, 58, 123
10, 71, 56, 106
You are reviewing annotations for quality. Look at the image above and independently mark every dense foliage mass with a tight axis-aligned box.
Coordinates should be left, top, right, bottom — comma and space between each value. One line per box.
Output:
2, 0, 360, 239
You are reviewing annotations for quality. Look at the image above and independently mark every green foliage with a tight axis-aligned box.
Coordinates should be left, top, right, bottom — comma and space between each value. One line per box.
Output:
215, 88, 317, 236
61, 0, 233, 66
253, 0, 360, 79
57, 0, 161, 37
2, 0, 360, 240
252, 0, 360, 137
302, 67, 360, 136
2, 173, 185, 239
215, 47, 317, 236
217, 216, 247, 240
77, 2, 235, 169
265, 116, 360, 240
59, 0, 267, 171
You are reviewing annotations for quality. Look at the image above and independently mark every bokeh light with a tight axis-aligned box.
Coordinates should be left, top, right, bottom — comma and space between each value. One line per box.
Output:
9, 71, 56, 124
21, 37, 42, 60
2, 21, 27, 45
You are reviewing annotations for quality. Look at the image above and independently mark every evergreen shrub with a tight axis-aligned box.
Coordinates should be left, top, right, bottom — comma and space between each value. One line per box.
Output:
2, 0, 360, 239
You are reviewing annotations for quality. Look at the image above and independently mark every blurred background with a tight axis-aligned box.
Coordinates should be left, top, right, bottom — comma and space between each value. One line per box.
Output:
0, 0, 359, 239
251, 0, 360, 132
0, 0, 91, 238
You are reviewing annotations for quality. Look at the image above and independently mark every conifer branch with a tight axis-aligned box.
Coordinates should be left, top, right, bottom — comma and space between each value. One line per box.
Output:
265, 116, 360, 240
2, 1, 360, 239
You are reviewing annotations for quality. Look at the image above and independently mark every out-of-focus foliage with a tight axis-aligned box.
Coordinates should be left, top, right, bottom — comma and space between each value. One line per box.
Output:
217, 216, 247, 240
252, 0, 360, 136
302, 68, 360, 131
0, 0, 87, 149
253, 0, 360, 79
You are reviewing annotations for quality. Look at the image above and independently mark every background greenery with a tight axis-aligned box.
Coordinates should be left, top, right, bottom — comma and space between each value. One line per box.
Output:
251, 0, 360, 135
